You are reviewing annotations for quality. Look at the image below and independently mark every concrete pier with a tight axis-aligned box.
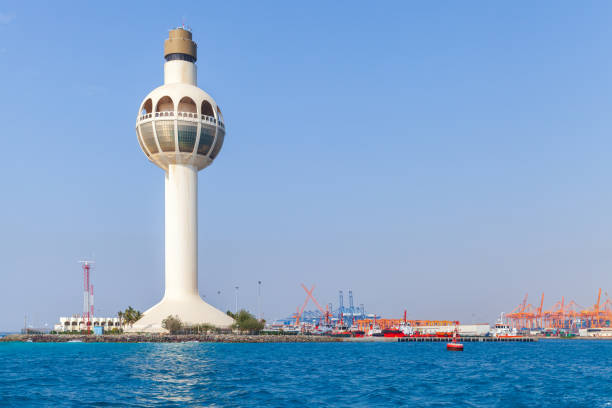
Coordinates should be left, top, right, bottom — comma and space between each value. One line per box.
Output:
345, 336, 537, 343
397, 336, 537, 343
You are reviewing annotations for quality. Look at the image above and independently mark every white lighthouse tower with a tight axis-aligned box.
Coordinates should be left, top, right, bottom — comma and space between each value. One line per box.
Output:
131, 28, 234, 332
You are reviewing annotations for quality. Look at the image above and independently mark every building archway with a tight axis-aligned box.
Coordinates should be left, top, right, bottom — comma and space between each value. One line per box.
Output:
156, 96, 174, 112
201, 100, 214, 117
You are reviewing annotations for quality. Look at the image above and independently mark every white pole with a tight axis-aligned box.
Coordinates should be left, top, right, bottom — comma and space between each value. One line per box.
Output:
257, 281, 262, 320
235, 286, 239, 314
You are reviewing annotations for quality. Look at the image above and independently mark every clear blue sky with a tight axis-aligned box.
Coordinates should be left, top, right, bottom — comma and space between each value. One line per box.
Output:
1, 1, 612, 331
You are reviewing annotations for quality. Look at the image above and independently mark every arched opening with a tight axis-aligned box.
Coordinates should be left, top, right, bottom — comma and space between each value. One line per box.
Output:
217, 106, 224, 123
141, 99, 152, 115
201, 100, 214, 117
178, 97, 197, 113
156, 96, 174, 113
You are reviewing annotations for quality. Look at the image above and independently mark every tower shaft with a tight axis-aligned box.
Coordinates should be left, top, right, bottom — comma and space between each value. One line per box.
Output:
164, 163, 198, 299
164, 60, 196, 85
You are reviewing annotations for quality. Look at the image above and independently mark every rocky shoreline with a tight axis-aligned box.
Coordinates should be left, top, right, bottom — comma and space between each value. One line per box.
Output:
0, 334, 343, 343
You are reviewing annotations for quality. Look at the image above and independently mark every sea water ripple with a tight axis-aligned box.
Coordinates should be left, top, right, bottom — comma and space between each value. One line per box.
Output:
1, 340, 612, 407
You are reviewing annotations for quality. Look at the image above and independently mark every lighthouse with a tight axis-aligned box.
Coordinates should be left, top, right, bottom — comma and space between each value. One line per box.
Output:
131, 28, 234, 332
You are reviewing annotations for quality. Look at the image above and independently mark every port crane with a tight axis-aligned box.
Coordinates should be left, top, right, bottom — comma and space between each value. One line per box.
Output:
293, 284, 334, 327
507, 288, 612, 332
299, 284, 332, 325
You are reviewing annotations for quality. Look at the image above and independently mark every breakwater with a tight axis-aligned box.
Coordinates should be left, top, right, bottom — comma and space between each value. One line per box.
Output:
0, 334, 343, 343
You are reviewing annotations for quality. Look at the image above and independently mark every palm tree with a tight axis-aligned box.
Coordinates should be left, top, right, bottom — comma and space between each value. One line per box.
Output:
119, 306, 143, 327
134, 310, 143, 323
126, 306, 135, 326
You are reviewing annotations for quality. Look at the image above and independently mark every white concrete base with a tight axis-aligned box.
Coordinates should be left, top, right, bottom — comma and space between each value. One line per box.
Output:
127, 295, 234, 333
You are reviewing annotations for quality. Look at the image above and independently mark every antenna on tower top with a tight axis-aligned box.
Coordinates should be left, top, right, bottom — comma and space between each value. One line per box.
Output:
178, 17, 191, 32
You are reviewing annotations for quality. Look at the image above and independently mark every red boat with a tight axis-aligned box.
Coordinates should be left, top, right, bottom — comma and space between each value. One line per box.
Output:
382, 328, 406, 338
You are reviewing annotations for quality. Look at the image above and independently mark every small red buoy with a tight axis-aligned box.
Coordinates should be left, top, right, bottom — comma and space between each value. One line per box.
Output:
447, 342, 464, 351
447, 326, 464, 351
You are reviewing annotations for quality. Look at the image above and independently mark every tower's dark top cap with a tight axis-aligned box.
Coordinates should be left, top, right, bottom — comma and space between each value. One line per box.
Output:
164, 28, 197, 62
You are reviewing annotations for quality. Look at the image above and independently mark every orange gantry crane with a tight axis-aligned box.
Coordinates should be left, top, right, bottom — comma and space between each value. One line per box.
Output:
579, 288, 612, 328
506, 293, 538, 330
506, 288, 612, 331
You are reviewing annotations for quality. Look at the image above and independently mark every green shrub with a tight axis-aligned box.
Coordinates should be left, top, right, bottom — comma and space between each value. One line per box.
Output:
232, 309, 264, 333
162, 315, 183, 334
106, 328, 123, 335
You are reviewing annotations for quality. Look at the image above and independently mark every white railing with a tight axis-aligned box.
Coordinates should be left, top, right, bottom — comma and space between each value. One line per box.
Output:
178, 111, 198, 119
138, 111, 225, 128
138, 111, 174, 120
155, 111, 175, 118
201, 114, 225, 128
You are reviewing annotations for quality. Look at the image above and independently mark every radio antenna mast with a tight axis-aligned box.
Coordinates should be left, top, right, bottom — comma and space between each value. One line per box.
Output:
79, 260, 95, 334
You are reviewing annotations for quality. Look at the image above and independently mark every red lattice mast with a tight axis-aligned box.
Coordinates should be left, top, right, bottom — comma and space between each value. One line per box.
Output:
80, 261, 94, 334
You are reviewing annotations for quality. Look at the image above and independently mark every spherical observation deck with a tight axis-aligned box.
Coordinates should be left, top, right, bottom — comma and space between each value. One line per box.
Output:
135, 82, 225, 171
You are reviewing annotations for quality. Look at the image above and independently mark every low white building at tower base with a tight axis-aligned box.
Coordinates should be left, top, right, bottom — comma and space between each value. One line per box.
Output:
53, 316, 121, 332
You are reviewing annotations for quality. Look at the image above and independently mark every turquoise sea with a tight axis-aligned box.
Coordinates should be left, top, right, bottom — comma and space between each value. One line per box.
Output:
1, 340, 611, 407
